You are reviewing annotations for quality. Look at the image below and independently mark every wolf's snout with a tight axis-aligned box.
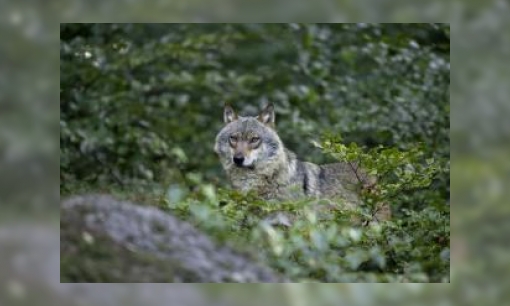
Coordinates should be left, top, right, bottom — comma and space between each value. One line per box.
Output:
233, 155, 244, 166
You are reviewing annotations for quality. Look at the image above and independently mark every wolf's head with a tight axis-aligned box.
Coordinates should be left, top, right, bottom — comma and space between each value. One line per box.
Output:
214, 103, 285, 173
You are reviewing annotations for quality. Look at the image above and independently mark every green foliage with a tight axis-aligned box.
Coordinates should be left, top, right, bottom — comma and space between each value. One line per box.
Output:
60, 23, 449, 190
60, 24, 449, 283
154, 139, 449, 283
318, 135, 446, 214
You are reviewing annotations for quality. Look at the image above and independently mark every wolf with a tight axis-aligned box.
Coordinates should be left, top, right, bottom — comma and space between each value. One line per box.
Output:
214, 103, 390, 222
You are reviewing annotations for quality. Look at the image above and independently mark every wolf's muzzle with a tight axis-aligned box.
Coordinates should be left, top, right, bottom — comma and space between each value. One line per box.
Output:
233, 155, 244, 167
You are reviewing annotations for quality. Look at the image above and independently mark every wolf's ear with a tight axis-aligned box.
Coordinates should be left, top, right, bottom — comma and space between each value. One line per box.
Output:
223, 104, 238, 123
258, 103, 275, 126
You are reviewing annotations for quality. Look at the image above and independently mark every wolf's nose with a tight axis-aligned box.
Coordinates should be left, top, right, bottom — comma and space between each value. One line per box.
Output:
233, 156, 244, 166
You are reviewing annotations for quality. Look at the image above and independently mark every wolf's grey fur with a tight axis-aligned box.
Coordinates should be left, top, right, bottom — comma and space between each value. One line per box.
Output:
214, 104, 390, 221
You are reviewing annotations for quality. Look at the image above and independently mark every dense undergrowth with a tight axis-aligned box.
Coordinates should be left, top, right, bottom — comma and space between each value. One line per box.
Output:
62, 138, 449, 282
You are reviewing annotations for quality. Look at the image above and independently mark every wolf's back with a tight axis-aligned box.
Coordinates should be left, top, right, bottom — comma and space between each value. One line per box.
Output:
293, 160, 365, 203
304, 161, 391, 221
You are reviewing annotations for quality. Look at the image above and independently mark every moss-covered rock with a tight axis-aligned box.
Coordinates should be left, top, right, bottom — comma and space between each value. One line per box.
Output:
60, 194, 281, 282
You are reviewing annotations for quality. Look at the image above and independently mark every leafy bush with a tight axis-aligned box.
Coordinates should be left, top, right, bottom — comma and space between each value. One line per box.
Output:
153, 139, 449, 282
60, 24, 449, 190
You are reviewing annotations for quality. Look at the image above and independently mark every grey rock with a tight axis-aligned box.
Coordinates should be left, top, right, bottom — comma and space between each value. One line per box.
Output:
60, 194, 282, 283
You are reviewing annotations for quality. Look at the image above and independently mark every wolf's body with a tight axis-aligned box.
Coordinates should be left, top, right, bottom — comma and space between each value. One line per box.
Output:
214, 104, 390, 222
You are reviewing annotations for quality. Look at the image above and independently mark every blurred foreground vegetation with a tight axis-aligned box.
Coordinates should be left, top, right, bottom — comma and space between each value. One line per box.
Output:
60, 23, 449, 282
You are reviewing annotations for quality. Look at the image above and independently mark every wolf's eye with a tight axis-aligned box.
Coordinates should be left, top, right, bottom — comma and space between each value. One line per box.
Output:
250, 137, 260, 143
229, 135, 238, 142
